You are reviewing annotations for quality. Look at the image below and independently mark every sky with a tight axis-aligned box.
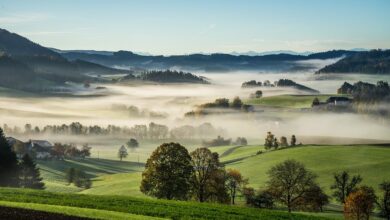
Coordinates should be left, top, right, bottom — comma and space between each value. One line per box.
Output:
0, 0, 389, 55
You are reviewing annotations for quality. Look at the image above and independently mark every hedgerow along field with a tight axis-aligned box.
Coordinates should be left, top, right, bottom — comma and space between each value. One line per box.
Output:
0, 188, 331, 220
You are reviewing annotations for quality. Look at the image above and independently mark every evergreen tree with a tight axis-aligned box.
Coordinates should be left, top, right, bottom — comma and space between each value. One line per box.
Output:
20, 154, 45, 189
0, 127, 20, 187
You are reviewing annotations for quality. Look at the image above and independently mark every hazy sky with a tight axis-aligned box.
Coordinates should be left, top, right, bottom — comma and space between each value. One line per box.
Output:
0, 0, 389, 55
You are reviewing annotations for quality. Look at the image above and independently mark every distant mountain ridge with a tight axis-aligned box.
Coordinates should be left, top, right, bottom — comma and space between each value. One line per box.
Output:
0, 28, 132, 91
60, 49, 359, 72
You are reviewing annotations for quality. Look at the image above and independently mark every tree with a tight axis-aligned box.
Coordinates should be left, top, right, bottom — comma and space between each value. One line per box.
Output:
190, 148, 221, 202
0, 127, 20, 187
118, 145, 128, 161
265, 132, 274, 149
226, 168, 248, 205
266, 160, 317, 212
231, 97, 243, 109
126, 138, 139, 152
140, 143, 193, 200
280, 136, 288, 147
344, 186, 377, 220
331, 171, 362, 203
19, 154, 45, 189
377, 181, 390, 220
255, 90, 263, 98
291, 135, 297, 146
297, 185, 329, 212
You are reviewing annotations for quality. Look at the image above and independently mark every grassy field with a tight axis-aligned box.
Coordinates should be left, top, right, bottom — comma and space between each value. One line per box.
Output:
245, 94, 345, 108
212, 144, 390, 193
0, 188, 331, 220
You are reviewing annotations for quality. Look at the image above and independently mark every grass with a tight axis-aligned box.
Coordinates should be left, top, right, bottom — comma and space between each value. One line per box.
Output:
245, 94, 346, 108
0, 188, 331, 220
0, 201, 162, 220
81, 172, 145, 197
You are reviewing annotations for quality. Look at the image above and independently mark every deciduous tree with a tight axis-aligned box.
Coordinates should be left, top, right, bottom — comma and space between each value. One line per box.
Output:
266, 160, 317, 212
226, 168, 248, 205
344, 186, 377, 220
140, 143, 193, 200
331, 171, 362, 203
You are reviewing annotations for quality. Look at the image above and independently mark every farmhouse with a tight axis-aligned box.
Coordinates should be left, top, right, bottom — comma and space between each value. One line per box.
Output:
326, 96, 352, 106
6, 137, 54, 159
26, 140, 54, 159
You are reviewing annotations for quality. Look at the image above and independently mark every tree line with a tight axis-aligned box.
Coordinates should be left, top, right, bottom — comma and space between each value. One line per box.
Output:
185, 97, 253, 117
3, 122, 223, 140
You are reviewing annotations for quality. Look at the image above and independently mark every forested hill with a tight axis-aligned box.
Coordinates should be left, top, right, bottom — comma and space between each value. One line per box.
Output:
316, 49, 390, 74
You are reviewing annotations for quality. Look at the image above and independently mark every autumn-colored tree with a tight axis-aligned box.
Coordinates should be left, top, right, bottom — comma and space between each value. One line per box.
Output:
140, 143, 193, 200
344, 186, 377, 220
266, 160, 318, 212
331, 171, 362, 203
226, 168, 248, 204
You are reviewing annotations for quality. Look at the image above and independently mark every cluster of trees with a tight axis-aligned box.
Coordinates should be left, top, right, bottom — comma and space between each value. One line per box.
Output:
0, 128, 44, 189
202, 136, 248, 147
241, 160, 390, 219
241, 80, 273, 88
140, 143, 247, 204
185, 97, 253, 117
4, 122, 222, 140
242, 79, 318, 93
338, 81, 390, 102
331, 171, 390, 220
111, 104, 168, 119
337, 80, 390, 116
65, 167, 92, 189
244, 160, 329, 212
264, 132, 297, 150
136, 70, 209, 84
51, 143, 91, 159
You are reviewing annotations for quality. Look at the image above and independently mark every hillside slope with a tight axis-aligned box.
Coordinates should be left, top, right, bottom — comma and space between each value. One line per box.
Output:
317, 49, 390, 74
